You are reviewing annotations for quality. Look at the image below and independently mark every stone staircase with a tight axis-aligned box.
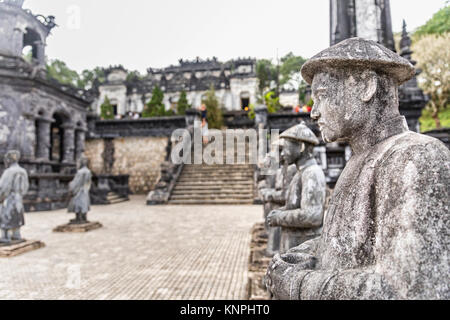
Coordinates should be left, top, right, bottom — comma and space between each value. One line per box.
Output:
168, 138, 255, 205
105, 191, 129, 205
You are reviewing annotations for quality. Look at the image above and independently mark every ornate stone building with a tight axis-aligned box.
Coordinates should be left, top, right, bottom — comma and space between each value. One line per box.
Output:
92, 57, 261, 116
0, 0, 90, 211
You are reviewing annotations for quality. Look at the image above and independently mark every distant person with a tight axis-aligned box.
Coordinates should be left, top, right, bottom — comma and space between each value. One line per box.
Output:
200, 104, 208, 145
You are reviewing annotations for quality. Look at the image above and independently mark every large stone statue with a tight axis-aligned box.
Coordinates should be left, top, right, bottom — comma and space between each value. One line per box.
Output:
68, 156, 92, 224
266, 123, 326, 254
265, 38, 450, 300
0, 150, 29, 244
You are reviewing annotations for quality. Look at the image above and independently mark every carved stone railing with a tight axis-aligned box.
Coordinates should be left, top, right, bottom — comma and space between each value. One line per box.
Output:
223, 110, 255, 129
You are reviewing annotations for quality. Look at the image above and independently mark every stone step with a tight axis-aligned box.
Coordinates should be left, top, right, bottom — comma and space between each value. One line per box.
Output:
179, 174, 253, 179
168, 199, 254, 205
183, 166, 253, 170
173, 185, 253, 191
171, 190, 254, 196
108, 197, 129, 204
170, 196, 253, 201
177, 180, 254, 185
174, 181, 254, 187
182, 167, 254, 172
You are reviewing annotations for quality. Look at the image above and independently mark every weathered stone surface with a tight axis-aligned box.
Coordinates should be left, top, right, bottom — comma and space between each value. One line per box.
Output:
246, 223, 271, 300
265, 38, 450, 300
0, 240, 45, 258
0, 150, 29, 243
67, 157, 92, 224
85, 137, 168, 194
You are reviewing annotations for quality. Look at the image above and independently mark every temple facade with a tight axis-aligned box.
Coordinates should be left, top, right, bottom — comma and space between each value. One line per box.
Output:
92, 57, 263, 116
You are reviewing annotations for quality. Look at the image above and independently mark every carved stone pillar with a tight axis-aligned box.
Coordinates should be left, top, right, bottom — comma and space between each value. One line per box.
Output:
75, 129, 86, 161
35, 118, 52, 160
34, 40, 45, 66
62, 124, 75, 163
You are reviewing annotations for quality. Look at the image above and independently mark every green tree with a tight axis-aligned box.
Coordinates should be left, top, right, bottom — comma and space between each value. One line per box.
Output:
100, 96, 115, 120
256, 59, 277, 93
177, 90, 190, 115
265, 91, 281, 113
279, 52, 307, 87
414, 5, 450, 39
79, 67, 106, 89
46, 59, 81, 87
203, 85, 223, 129
413, 33, 450, 129
142, 86, 166, 117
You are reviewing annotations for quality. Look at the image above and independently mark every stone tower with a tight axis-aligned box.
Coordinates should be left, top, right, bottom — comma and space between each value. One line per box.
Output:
330, 0, 395, 51
0, 0, 56, 72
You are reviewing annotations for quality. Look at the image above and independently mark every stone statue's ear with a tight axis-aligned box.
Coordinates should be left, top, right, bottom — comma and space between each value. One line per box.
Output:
361, 70, 378, 103
299, 142, 305, 153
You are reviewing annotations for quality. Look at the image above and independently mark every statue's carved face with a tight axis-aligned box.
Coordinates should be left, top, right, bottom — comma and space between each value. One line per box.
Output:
311, 70, 379, 143
310, 72, 347, 143
281, 139, 304, 165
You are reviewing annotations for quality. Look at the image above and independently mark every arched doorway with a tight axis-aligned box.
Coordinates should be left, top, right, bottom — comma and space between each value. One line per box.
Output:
240, 92, 250, 110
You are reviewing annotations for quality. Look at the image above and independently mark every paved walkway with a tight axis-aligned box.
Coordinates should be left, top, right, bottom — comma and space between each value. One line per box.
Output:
0, 196, 262, 300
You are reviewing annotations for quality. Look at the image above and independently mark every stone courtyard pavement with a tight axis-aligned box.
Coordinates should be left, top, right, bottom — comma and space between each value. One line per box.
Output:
0, 196, 262, 300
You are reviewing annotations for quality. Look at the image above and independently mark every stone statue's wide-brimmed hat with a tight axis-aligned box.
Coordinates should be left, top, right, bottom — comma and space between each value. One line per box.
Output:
280, 122, 319, 146
5, 150, 20, 162
301, 37, 415, 85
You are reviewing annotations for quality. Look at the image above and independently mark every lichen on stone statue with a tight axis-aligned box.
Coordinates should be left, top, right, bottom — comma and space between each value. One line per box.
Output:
265, 37, 450, 300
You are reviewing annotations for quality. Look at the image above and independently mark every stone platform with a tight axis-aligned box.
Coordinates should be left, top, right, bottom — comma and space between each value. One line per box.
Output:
246, 223, 271, 300
53, 222, 103, 233
0, 240, 45, 258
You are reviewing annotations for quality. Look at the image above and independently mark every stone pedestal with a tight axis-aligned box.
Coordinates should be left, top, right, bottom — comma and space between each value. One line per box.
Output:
0, 240, 45, 258
246, 223, 271, 300
53, 221, 103, 233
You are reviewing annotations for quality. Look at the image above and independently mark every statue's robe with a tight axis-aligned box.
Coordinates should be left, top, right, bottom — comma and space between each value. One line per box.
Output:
263, 164, 297, 255
277, 158, 326, 253
276, 117, 450, 300
68, 167, 92, 214
0, 163, 29, 230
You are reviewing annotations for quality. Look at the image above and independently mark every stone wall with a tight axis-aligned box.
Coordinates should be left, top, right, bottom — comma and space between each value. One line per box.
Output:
85, 137, 169, 194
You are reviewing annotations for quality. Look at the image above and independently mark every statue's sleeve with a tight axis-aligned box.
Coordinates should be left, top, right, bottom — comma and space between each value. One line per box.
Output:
69, 171, 83, 194
0, 170, 12, 200
276, 169, 325, 228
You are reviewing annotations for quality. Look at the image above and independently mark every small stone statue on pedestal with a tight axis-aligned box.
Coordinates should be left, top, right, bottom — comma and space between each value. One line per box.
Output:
0, 150, 29, 244
266, 123, 326, 254
265, 38, 450, 300
54, 156, 102, 233
0, 150, 45, 257
68, 156, 92, 224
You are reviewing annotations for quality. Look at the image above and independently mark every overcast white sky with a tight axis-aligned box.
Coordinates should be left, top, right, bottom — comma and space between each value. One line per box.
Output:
24, 0, 447, 73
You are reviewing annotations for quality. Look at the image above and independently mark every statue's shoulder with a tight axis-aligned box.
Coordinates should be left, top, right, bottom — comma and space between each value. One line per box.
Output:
375, 131, 450, 171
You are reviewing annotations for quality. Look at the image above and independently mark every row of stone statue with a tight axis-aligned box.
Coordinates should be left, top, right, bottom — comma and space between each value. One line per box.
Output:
0, 151, 94, 246
259, 38, 449, 300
